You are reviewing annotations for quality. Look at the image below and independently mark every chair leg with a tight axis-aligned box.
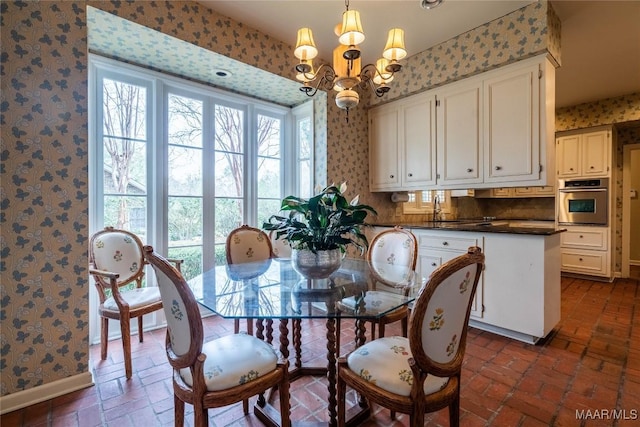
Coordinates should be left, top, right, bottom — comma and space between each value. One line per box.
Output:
337, 371, 347, 427
449, 393, 460, 427
174, 394, 185, 427
193, 402, 209, 427
100, 317, 109, 360
279, 372, 291, 427
138, 316, 144, 342
234, 318, 240, 334
378, 320, 385, 339
370, 320, 376, 341
119, 317, 132, 379
401, 316, 408, 337
242, 398, 249, 415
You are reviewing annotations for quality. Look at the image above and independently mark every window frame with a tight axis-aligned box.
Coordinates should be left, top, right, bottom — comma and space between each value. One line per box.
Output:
403, 190, 452, 215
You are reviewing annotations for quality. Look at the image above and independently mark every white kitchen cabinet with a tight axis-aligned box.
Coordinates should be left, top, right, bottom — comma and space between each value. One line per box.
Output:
559, 225, 611, 279
435, 78, 483, 187
483, 59, 540, 184
474, 185, 555, 198
369, 54, 555, 191
369, 91, 437, 191
556, 129, 610, 178
414, 230, 484, 319
369, 106, 400, 190
479, 232, 561, 343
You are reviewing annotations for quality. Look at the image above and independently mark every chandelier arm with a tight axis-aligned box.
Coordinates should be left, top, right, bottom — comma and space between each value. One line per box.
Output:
299, 64, 338, 97
359, 63, 393, 97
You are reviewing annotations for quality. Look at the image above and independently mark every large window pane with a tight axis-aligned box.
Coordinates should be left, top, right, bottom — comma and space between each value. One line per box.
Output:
168, 197, 203, 244
215, 105, 244, 153
258, 199, 281, 227
168, 94, 203, 148
102, 138, 146, 195
103, 195, 147, 236
257, 115, 281, 157
168, 246, 202, 281
215, 152, 243, 197
215, 199, 244, 245
103, 79, 146, 140
168, 146, 202, 196
258, 158, 281, 198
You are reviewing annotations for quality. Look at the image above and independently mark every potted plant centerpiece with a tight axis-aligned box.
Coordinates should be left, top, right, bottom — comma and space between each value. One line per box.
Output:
263, 183, 377, 279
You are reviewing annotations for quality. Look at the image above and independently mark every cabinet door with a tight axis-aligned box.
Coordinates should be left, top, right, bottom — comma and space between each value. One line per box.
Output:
436, 80, 483, 186
369, 106, 400, 191
484, 63, 540, 183
582, 131, 609, 176
556, 135, 581, 177
402, 94, 437, 187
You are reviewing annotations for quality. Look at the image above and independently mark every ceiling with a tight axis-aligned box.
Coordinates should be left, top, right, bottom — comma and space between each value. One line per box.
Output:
200, 0, 640, 109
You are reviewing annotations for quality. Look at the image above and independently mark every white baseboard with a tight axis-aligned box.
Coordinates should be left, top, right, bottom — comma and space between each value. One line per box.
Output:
0, 372, 94, 415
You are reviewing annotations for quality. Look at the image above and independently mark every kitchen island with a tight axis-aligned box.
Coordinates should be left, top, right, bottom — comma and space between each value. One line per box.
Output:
371, 221, 564, 344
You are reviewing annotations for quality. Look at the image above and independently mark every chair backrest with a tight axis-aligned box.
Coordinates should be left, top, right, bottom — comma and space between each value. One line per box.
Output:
144, 245, 203, 369
89, 227, 145, 286
408, 246, 484, 378
269, 230, 292, 259
366, 227, 418, 287
226, 225, 273, 264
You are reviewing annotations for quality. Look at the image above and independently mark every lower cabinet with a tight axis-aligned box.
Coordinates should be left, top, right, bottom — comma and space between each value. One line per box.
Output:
414, 231, 484, 319
560, 225, 611, 279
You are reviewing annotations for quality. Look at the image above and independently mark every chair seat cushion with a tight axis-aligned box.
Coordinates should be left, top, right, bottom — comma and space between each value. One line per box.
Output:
103, 287, 161, 310
339, 291, 407, 316
180, 333, 278, 391
347, 336, 449, 397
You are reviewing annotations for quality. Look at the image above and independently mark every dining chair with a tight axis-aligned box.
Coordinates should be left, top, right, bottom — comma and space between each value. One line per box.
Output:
225, 225, 274, 335
89, 226, 183, 379
269, 230, 292, 259
337, 246, 484, 427
144, 245, 290, 427
338, 226, 418, 343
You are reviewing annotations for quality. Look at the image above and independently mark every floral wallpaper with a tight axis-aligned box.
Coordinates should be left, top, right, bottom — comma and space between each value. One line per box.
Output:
1, 0, 562, 402
370, 1, 561, 106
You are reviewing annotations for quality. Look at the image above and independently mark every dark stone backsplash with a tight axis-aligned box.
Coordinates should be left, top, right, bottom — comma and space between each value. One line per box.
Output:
456, 196, 556, 221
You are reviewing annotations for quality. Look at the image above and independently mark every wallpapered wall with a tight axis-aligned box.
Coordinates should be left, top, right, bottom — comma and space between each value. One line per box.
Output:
1, 0, 562, 398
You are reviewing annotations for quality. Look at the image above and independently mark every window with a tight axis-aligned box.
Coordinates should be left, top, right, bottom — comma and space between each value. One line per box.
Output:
403, 190, 451, 216
90, 55, 312, 281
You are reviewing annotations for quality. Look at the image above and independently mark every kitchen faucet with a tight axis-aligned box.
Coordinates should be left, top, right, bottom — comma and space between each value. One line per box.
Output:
433, 195, 442, 222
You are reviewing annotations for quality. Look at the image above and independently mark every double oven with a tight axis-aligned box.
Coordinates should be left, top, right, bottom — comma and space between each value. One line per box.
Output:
558, 178, 609, 226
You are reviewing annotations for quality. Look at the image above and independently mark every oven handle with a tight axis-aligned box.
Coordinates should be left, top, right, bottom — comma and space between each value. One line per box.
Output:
558, 188, 607, 193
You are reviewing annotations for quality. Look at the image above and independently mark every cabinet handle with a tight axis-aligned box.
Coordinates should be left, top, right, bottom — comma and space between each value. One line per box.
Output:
431, 262, 437, 267
442, 241, 449, 246
579, 235, 583, 238
579, 257, 583, 262
495, 166, 502, 171
408, 173, 413, 177
466, 168, 473, 173
569, 167, 574, 171
590, 166, 594, 169
390, 174, 394, 178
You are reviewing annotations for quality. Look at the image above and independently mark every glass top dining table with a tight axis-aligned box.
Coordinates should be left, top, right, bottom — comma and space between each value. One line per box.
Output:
187, 257, 421, 427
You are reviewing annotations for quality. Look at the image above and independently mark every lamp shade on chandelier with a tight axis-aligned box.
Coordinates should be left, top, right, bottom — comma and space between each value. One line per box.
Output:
293, 0, 407, 114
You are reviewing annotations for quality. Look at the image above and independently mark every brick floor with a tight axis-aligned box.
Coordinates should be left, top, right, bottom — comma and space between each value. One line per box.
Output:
2, 276, 639, 426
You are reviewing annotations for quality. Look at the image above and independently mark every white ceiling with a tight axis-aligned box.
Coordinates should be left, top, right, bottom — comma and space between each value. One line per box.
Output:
199, 0, 640, 109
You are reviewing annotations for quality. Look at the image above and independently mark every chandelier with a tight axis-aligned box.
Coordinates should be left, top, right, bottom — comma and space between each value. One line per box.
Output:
293, 0, 407, 116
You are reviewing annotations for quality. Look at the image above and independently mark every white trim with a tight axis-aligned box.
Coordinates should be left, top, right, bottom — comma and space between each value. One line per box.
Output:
0, 372, 94, 415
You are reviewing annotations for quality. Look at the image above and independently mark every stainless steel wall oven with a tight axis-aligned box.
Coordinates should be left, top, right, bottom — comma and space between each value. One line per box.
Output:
558, 178, 609, 226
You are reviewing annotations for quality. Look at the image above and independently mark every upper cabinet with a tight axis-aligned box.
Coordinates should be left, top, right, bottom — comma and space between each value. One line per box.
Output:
435, 78, 483, 186
369, 54, 556, 192
369, 91, 437, 191
556, 129, 610, 178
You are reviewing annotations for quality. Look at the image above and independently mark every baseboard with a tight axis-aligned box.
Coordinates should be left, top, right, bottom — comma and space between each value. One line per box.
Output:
630, 260, 640, 267
0, 372, 94, 415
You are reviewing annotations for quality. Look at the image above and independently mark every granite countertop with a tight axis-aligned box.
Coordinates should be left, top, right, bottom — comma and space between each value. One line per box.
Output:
375, 219, 565, 236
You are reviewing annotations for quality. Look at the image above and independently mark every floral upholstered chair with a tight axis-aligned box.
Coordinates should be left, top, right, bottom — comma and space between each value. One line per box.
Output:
338, 226, 418, 342
225, 225, 274, 336
337, 246, 484, 427
89, 226, 182, 379
144, 245, 290, 427
269, 230, 292, 259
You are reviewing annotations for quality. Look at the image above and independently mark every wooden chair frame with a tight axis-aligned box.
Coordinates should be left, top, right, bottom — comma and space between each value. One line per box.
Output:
367, 226, 418, 339
337, 246, 484, 427
144, 245, 290, 427
89, 226, 182, 379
